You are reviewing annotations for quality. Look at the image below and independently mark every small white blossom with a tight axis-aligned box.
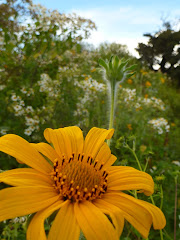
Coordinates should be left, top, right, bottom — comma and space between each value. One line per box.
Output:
0, 129, 7, 135
13, 105, 22, 111
11, 94, 18, 101
12, 216, 26, 223
0, 85, 6, 90
19, 100, 25, 106
26, 106, 34, 113
172, 161, 180, 167
24, 128, 33, 136
21, 87, 27, 94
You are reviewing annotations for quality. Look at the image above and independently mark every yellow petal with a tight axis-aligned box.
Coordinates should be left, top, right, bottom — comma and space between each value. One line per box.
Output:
93, 198, 124, 237
44, 126, 84, 160
95, 142, 117, 169
103, 192, 152, 239
0, 186, 59, 221
48, 200, 80, 240
61, 126, 84, 159
0, 134, 52, 174
31, 142, 60, 163
74, 201, 119, 240
27, 199, 65, 240
108, 166, 154, 196
83, 127, 114, 160
0, 168, 53, 187
137, 199, 166, 229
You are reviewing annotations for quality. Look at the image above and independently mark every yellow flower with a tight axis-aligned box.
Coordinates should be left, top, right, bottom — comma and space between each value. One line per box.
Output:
127, 79, 133, 84
85, 76, 89, 80
136, 107, 143, 111
140, 145, 147, 153
145, 81, 151, 87
144, 94, 148, 99
155, 175, 165, 182
91, 68, 96, 73
0, 127, 166, 239
127, 124, 133, 130
140, 69, 148, 75
171, 123, 176, 127
160, 77, 165, 83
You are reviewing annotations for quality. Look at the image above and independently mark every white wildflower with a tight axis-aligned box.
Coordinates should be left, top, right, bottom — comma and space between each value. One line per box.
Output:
11, 94, 18, 101
24, 128, 32, 136
0, 129, 7, 135
172, 161, 180, 167
26, 106, 34, 113
0, 85, 6, 90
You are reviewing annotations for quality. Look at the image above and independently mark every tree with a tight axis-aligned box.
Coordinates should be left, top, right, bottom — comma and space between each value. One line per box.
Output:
136, 21, 180, 85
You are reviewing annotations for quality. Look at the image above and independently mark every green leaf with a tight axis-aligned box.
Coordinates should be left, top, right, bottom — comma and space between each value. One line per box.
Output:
99, 58, 109, 72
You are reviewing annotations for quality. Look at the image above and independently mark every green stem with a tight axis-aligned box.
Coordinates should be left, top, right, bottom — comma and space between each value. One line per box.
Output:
150, 195, 155, 205
134, 190, 137, 199
160, 185, 163, 210
150, 194, 163, 240
143, 157, 149, 172
126, 145, 143, 171
174, 176, 178, 240
160, 229, 164, 240
107, 81, 115, 146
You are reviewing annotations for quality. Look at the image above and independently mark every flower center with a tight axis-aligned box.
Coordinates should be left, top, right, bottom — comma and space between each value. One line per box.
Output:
51, 153, 108, 202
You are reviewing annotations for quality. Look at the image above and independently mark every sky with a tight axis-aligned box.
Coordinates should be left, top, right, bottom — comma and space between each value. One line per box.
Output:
32, 0, 180, 56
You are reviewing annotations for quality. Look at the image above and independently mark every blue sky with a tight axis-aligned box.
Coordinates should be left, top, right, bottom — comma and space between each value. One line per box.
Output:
32, 0, 180, 56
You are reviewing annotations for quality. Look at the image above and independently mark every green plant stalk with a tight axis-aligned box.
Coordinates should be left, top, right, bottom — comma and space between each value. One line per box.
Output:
160, 229, 163, 240
126, 144, 142, 171
160, 185, 163, 210
143, 157, 149, 172
174, 176, 178, 240
107, 80, 115, 146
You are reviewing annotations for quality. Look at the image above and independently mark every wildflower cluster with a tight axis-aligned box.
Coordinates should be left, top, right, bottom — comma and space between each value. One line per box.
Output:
24, 116, 40, 136
74, 77, 106, 126
9, 92, 42, 136
20, 87, 34, 97
121, 88, 136, 102
119, 88, 165, 111
11, 93, 25, 116
37, 74, 61, 98
139, 96, 165, 111
27, 4, 95, 40
148, 118, 170, 134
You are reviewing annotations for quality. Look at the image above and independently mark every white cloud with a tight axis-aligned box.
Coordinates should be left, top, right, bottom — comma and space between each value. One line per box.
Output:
71, 7, 152, 56
69, 6, 179, 57
85, 33, 148, 57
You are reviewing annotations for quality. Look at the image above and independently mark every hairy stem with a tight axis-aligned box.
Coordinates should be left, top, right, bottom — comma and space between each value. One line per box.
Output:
107, 81, 115, 146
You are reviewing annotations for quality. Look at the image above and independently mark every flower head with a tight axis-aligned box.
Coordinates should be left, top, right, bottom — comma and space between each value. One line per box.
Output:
127, 124, 133, 130
99, 56, 136, 85
160, 77, 165, 83
0, 127, 166, 239
145, 81, 152, 87
127, 78, 133, 84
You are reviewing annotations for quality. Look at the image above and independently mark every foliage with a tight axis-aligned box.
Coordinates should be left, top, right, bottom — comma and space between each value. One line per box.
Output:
136, 21, 180, 86
0, 1, 180, 239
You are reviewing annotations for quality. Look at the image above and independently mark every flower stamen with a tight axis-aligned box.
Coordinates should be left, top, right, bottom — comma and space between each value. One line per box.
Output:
52, 153, 108, 202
